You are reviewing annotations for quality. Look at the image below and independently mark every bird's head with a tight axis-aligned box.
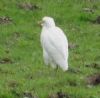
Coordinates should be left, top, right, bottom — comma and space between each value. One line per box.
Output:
38, 16, 55, 27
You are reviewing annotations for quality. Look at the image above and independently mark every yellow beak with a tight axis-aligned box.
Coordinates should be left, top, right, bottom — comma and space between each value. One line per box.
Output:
37, 20, 43, 26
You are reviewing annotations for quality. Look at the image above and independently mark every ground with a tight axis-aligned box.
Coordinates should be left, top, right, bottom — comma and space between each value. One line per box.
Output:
0, 0, 100, 98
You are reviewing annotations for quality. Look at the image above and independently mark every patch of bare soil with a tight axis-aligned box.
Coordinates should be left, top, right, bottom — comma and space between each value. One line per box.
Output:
68, 43, 78, 49
18, 2, 41, 11
91, 16, 100, 24
85, 63, 100, 69
68, 80, 77, 86
82, 8, 94, 13
0, 57, 13, 64
8, 80, 19, 88
13, 32, 20, 39
11, 32, 20, 42
0, 16, 12, 24
48, 91, 71, 98
23, 91, 38, 98
86, 73, 100, 85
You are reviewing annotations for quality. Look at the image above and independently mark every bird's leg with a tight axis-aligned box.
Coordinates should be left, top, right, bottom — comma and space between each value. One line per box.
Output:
51, 63, 58, 77
53, 65, 59, 77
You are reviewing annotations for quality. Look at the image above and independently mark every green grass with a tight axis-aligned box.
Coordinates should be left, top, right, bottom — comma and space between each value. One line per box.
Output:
0, 0, 100, 98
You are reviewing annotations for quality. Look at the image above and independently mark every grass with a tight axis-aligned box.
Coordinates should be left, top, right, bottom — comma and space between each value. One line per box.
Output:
0, 0, 100, 98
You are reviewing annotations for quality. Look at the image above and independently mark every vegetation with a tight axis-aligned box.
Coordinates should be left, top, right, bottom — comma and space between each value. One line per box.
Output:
0, 0, 100, 98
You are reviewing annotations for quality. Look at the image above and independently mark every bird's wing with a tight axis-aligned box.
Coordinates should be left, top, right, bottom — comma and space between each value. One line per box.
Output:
43, 27, 68, 60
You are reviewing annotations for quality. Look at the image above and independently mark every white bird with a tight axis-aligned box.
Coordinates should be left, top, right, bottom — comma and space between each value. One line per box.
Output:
40, 16, 68, 71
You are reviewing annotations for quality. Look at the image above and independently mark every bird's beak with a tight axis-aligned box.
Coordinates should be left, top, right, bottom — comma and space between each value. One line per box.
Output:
37, 20, 43, 26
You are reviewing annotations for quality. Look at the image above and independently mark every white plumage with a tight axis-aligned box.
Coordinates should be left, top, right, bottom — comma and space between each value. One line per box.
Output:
40, 16, 68, 71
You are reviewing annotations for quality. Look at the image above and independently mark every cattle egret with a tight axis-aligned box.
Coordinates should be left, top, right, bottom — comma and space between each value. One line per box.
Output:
40, 16, 68, 71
